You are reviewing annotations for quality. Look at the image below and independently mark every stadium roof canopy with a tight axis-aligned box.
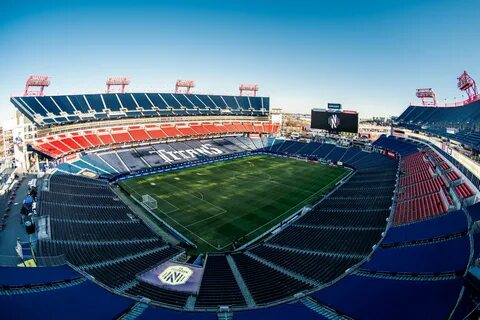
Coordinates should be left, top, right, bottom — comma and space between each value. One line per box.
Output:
10, 92, 270, 126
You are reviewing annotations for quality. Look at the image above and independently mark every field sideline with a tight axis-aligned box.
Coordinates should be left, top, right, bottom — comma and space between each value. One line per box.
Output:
119, 154, 348, 254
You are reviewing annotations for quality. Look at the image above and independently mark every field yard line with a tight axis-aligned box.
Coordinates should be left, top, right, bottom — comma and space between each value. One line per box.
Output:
240, 169, 350, 240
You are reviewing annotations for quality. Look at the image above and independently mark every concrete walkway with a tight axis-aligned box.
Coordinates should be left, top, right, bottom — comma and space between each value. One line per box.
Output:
0, 174, 33, 257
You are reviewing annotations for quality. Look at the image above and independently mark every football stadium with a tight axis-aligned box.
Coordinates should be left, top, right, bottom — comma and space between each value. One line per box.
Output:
1, 1, 480, 320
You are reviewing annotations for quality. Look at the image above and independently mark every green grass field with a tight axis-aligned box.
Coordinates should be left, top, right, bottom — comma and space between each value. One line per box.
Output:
119, 155, 348, 254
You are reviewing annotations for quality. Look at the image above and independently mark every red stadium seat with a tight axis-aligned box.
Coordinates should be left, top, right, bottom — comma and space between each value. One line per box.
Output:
394, 150, 454, 225
71, 133, 93, 149
97, 133, 114, 145
176, 125, 197, 136
233, 122, 247, 132
32, 120, 278, 157
243, 122, 255, 132
128, 129, 150, 141
145, 126, 167, 139
190, 124, 210, 135
161, 125, 182, 138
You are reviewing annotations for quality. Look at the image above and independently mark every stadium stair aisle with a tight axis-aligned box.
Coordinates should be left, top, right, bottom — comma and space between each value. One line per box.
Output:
226, 255, 256, 307
77, 245, 169, 269
250, 244, 362, 284
244, 251, 319, 286
301, 297, 354, 320
195, 255, 249, 308
231, 253, 313, 305
118, 302, 150, 320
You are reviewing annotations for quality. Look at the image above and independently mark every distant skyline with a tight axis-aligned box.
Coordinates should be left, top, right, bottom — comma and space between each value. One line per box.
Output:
1, 0, 479, 121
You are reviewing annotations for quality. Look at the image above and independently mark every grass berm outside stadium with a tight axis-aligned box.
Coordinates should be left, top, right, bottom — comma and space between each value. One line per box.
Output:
119, 155, 348, 254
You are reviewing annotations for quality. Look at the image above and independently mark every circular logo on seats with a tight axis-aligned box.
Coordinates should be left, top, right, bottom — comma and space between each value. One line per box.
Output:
158, 265, 193, 285
328, 114, 340, 129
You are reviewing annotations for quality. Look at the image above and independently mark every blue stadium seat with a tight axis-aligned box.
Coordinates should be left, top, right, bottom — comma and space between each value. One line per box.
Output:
396, 100, 480, 151
0, 280, 134, 320
234, 301, 331, 320
467, 202, 480, 221
373, 135, 418, 156
361, 236, 470, 274
56, 163, 82, 174
0, 265, 81, 287
313, 274, 463, 320
10, 93, 270, 125
138, 307, 216, 319
383, 210, 468, 244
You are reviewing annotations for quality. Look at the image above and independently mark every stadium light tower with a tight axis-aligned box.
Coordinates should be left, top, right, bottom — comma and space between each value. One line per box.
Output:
239, 84, 259, 96
24, 75, 50, 96
175, 80, 195, 94
415, 88, 437, 106
457, 71, 478, 103
106, 77, 130, 93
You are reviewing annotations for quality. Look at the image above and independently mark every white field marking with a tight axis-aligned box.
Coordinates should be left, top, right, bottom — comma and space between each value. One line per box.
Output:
184, 209, 229, 228
154, 180, 239, 248
151, 205, 220, 250
124, 156, 347, 251
152, 179, 231, 246
220, 156, 327, 192
187, 159, 348, 251
169, 157, 311, 239
213, 163, 274, 185
241, 169, 350, 240
149, 192, 180, 214
122, 182, 179, 215
162, 180, 227, 215
123, 181, 221, 249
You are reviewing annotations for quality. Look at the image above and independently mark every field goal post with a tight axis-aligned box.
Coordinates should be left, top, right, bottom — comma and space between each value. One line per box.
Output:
142, 194, 157, 210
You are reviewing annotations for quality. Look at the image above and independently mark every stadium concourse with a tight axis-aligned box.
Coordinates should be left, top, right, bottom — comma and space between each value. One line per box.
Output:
1, 88, 480, 319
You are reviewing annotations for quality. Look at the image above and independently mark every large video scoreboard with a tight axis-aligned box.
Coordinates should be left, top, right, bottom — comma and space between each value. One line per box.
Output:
311, 108, 359, 134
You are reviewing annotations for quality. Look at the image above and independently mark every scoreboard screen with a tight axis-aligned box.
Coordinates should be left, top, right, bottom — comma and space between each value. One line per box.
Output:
311, 109, 359, 134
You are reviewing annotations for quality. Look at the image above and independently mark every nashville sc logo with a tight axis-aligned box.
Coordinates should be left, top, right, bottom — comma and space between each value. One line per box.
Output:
328, 114, 341, 129
158, 265, 193, 286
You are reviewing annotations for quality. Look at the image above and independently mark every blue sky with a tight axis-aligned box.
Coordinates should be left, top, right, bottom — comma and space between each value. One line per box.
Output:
0, 0, 479, 119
